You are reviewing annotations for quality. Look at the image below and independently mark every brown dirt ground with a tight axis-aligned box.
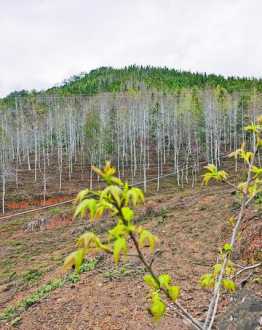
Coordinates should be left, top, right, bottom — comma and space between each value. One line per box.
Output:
0, 178, 261, 330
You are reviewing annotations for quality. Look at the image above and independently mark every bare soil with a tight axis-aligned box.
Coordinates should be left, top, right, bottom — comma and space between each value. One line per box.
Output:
0, 176, 261, 330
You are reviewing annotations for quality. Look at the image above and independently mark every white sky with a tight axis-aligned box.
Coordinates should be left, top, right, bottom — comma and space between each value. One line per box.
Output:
0, 0, 261, 97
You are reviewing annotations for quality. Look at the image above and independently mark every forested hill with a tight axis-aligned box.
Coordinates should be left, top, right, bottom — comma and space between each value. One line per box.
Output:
47, 66, 262, 95
3, 66, 262, 101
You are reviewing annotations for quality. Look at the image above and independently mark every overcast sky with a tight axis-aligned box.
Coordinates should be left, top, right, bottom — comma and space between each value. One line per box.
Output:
0, 0, 261, 97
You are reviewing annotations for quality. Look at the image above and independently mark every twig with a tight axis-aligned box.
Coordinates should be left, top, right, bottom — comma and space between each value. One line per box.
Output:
234, 262, 261, 277
149, 249, 163, 267
115, 198, 203, 330
223, 180, 238, 190
128, 231, 203, 330
204, 141, 259, 330
239, 271, 253, 288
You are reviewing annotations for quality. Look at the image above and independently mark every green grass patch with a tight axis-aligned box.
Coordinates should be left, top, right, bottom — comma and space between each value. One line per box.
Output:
22, 269, 43, 284
49, 207, 62, 216
0, 257, 100, 324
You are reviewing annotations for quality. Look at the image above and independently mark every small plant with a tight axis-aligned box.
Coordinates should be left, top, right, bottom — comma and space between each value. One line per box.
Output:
0, 306, 17, 322
0, 258, 100, 325
157, 207, 168, 224
0, 279, 64, 323
66, 272, 80, 284
21, 279, 63, 309
22, 269, 43, 284
79, 257, 99, 272
200, 116, 262, 329
65, 161, 200, 328
49, 207, 62, 216
65, 117, 262, 329
65, 257, 100, 284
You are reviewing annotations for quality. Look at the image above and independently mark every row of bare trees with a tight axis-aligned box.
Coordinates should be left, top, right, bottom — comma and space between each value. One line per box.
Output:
0, 88, 261, 214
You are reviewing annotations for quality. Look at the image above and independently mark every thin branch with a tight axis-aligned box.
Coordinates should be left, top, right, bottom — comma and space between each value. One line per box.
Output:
234, 262, 261, 277
223, 180, 238, 190
239, 271, 254, 288
128, 231, 203, 330
204, 142, 259, 330
149, 249, 164, 267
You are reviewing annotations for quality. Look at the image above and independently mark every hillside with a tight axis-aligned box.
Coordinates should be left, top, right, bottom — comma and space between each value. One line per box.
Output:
47, 66, 262, 95
0, 170, 261, 329
2, 66, 262, 102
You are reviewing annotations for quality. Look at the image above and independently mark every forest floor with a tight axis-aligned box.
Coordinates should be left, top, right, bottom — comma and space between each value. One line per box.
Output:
0, 173, 261, 330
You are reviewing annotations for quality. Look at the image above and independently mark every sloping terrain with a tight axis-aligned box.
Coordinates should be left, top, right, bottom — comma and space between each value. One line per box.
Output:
0, 175, 261, 329
3, 66, 262, 100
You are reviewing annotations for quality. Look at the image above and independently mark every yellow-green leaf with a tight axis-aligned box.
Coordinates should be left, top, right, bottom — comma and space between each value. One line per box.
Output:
110, 176, 123, 186
126, 187, 144, 206
144, 274, 158, 289
77, 232, 102, 249
111, 186, 122, 207
167, 286, 180, 302
91, 165, 103, 177
149, 292, 166, 320
252, 166, 262, 179
244, 123, 260, 133
64, 249, 85, 273
223, 243, 233, 253
202, 164, 228, 185
75, 188, 90, 204
103, 161, 116, 176
113, 237, 127, 264
240, 151, 253, 164
213, 263, 222, 276
109, 220, 127, 239
139, 229, 158, 253
248, 183, 257, 199
200, 273, 215, 289
74, 198, 97, 220
101, 186, 122, 207
222, 279, 237, 293
122, 207, 134, 223
158, 274, 172, 289
238, 182, 247, 193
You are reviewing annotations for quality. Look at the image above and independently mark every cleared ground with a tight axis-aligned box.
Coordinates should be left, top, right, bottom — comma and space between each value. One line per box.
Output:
0, 173, 261, 329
